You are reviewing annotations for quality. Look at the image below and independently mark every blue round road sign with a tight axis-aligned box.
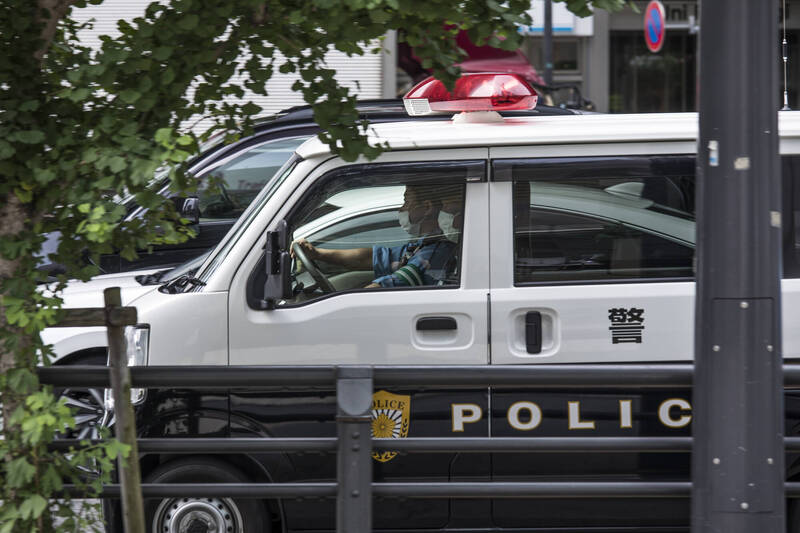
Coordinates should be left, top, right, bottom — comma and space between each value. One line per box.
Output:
644, 0, 666, 53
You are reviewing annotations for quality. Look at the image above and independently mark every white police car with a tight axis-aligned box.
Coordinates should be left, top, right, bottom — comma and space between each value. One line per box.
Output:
43, 73, 800, 532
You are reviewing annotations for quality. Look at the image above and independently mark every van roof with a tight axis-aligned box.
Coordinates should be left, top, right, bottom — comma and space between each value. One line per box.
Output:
295, 111, 800, 159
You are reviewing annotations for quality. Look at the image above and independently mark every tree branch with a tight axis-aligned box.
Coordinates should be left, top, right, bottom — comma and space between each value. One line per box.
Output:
252, 3, 267, 24
34, 0, 76, 63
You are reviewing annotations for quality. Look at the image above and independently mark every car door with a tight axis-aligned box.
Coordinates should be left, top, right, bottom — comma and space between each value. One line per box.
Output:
227, 150, 490, 530
487, 148, 697, 529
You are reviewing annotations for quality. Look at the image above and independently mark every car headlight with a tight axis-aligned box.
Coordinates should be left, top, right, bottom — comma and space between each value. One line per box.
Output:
122, 324, 149, 405
125, 324, 149, 367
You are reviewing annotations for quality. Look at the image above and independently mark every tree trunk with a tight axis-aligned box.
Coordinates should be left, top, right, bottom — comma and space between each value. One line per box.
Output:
0, 192, 28, 428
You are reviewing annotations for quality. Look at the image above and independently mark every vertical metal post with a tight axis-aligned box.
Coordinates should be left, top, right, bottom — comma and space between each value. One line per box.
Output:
336, 366, 373, 533
381, 30, 398, 99
104, 287, 145, 533
543, 0, 553, 87
693, 0, 784, 532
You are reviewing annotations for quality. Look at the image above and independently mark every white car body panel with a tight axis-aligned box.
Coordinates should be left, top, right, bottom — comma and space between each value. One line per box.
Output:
133, 289, 228, 366
41, 269, 160, 361
45, 111, 800, 369
296, 112, 800, 159
297, 113, 702, 158
490, 282, 695, 364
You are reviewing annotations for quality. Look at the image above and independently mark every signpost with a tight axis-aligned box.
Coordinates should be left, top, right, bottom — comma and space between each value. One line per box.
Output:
644, 0, 666, 53
693, 0, 784, 531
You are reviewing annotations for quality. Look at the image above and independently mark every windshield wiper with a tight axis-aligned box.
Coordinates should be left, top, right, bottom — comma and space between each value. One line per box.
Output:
135, 269, 171, 286
159, 272, 206, 294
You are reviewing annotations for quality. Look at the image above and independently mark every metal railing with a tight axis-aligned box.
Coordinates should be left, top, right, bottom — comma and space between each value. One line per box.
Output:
40, 363, 800, 532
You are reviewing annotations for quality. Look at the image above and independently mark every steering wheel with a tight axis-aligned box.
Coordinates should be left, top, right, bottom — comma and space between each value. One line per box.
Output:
291, 241, 336, 293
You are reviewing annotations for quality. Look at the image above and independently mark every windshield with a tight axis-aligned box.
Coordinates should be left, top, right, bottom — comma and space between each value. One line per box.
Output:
134, 250, 212, 286
123, 135, 309, 222
195, 154, 301, 284
164, 250, 211, 281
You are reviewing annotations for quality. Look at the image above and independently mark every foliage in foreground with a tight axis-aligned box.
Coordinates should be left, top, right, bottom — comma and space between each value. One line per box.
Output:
0, 0, 628, 530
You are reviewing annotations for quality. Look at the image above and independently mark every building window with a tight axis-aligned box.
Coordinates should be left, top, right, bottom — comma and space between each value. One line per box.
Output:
609, 31, 697, 113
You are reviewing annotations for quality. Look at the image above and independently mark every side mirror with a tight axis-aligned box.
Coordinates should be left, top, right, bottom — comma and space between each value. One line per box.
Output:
179, 197, 200, 227
262, 220, 291, 309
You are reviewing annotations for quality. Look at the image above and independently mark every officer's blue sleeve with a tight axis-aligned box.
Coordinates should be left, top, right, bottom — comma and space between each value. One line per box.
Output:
373, 243, 439, 288
372, 244, 408, 287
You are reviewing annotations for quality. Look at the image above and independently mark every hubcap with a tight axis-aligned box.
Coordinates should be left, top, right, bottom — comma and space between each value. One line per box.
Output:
153, 497, 243, 533
59, 387, 114, 440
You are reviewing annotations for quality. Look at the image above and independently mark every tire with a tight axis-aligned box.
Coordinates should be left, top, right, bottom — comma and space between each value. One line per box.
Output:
144, 457, 270, 533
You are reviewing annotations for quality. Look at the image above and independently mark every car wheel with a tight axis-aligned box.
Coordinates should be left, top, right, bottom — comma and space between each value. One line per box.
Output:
145, 457, 270, 533
55, 352, 111, 440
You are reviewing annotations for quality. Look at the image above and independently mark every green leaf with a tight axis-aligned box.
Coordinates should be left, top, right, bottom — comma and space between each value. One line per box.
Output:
19, 495, 47, 520
168, 149, 190, 163
67, 88, 92, 102
7, 457, 36, 487
13, 187, 32, 203
161, 67, 175, 84
241, 102, 262, 115
108, 156, 127, 173
19, 100, 39, 111
41, 464, 64, 492
369, 9, 391, 23
178, 14, 199, 30
119, 89, 141, 103
106, 439, 131, 460
14, 130, 45, 144
8, 368, 37, 393
155, 128, 173, 145
153, 46, 173, 60
33, 167, 56, 184
0, 140, 14, 159
176, 135, 193, 146
288, 10, 303, 24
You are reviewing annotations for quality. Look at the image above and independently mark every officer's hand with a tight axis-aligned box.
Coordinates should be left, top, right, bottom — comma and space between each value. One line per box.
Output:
364, 282, 380, 289
290, 238, 320, 260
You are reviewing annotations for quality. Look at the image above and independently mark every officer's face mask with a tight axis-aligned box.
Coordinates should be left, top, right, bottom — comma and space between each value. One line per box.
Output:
438, 210, 460, 242
398, 210, 423, 237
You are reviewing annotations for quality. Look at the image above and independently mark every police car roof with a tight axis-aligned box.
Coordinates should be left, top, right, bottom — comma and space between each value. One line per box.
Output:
295, 111, 800, 159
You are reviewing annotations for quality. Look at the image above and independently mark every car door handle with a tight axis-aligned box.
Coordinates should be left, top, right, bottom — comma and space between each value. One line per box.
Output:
526, 311, 542, 354
416, 316, 457, 331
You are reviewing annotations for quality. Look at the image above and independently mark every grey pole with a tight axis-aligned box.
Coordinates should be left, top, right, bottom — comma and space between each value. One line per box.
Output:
543, 0, 553, 87
336, 366, 373, 533
692, 0, 784, 532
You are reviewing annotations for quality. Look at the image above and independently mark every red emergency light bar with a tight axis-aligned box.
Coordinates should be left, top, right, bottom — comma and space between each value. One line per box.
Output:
403, 73, 538, 116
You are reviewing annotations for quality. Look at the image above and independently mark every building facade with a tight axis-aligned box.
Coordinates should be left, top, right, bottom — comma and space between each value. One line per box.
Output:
71, 1, 394, 132
519, 0, 800, 113
74, 1, 800, 117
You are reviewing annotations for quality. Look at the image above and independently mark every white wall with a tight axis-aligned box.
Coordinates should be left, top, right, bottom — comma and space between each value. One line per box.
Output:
70, 0, 385, 132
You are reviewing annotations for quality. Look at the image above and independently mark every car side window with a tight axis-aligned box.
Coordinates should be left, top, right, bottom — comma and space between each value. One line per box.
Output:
499, 156, 696, 284
197, 136, 309, 220
281, 162, 478, 305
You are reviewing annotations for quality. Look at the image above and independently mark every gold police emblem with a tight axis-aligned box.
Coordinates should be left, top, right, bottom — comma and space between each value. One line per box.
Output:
371, 390, 410, 462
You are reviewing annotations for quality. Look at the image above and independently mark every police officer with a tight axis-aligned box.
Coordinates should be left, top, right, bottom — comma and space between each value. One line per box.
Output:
292, 183, 461, 288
